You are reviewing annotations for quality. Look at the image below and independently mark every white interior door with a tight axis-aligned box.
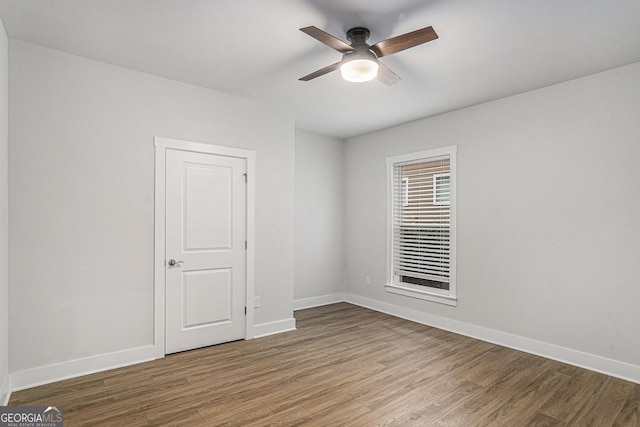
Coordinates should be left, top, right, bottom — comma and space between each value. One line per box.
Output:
165, 148, 246, 354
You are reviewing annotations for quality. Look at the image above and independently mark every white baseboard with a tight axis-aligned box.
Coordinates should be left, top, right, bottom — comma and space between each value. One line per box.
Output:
345, 294, 640, 385
293, 293, 346, 310
0, 374, 10, 406
253, 318, 296, 338
11, 345, 159, 392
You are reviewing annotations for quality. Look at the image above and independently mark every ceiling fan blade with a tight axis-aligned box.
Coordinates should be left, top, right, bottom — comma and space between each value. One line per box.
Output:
299, 62, 342, 81
376, 62, 402, 86
300, 26, 355, 54
370, 26, 438, 58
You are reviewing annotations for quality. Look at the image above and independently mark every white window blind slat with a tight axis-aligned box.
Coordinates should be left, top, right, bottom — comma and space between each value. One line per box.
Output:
396, 243, 449, 250
396, 254, 450, 264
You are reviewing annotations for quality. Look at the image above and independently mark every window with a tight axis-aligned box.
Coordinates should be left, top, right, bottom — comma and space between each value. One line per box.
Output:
386, 146, 457, 306
401, 177, 409, 207
433, 173, 450, 205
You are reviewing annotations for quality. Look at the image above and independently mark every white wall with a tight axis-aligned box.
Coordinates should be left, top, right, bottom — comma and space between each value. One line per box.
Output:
9, 40, 295, 376
0, 17, 9, 404
294, 130, 344, 306
344, 61, 640, 380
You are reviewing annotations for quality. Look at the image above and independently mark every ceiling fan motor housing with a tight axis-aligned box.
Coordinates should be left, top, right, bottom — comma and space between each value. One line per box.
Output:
343, 27, 378, 62
346, 27, 371, 45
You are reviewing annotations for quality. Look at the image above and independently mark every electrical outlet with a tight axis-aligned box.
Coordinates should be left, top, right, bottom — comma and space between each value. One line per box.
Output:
253, 296, 261, 308
365, 277, 372, 286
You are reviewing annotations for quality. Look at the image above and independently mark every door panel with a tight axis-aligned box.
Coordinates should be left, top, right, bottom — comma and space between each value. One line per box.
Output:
182, 269, 231, 328
165, 149, 246, 354
183, 165, 232, 251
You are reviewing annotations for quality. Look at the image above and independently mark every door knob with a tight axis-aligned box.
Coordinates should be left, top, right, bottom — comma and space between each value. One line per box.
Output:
168, 259, 184, 267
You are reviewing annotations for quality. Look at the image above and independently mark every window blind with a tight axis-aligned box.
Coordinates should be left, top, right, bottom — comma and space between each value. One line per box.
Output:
393, 156, 451, 288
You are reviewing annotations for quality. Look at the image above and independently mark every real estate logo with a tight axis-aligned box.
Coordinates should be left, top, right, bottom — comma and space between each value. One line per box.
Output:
0, 406, 63, 427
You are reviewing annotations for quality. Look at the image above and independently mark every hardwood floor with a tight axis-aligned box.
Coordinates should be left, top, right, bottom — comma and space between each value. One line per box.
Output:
10, 303, 640, 426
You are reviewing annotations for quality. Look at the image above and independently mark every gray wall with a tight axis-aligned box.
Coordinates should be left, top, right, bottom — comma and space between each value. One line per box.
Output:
294, 130, 345, 301
9, 40, 295, 374
344, 62, 640, 373
0, 17, 8, 404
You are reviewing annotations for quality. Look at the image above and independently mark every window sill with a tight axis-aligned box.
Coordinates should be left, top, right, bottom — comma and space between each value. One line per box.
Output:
385, 283, 457, 307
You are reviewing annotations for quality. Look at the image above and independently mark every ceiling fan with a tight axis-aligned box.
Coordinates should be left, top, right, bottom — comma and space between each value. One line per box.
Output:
299, 25, 438, 85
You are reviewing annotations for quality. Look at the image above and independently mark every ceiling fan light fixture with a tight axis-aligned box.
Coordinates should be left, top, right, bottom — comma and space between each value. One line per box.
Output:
340, 58, 379, 83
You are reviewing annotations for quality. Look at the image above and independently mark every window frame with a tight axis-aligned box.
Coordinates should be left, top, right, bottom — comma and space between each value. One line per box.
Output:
385, 146, 458, 306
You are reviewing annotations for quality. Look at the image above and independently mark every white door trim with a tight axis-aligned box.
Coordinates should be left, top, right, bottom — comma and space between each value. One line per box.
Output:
153, 136, 256, 358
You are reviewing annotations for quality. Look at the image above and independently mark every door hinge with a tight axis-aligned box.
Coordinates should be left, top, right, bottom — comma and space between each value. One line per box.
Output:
243, 173, 247, 183
245, 240, 247, 250
244, 306, 247, 315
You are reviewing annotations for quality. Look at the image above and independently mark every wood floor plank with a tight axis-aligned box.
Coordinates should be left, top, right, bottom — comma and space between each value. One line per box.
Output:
476, 369, 572, 426
523, 411, 567, 427
9, 303, 639, 426
244, 404, 315, 426
432, 384, 523, 426
198, 399, 275, 426
567, 376, 635, 427
539, 369, 607, 421
67, 413, 150, 427
383, 380, 484, 426
614, 384, 640, 426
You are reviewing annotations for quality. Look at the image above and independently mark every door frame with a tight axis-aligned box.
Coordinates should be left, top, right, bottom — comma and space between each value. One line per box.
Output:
153, 136, 256, 358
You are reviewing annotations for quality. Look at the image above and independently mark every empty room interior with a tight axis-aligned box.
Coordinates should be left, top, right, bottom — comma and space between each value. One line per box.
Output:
0, 0, 639, 425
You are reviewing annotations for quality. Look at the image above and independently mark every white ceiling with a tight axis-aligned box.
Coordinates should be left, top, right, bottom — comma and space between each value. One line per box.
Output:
1, 0, 639, 139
